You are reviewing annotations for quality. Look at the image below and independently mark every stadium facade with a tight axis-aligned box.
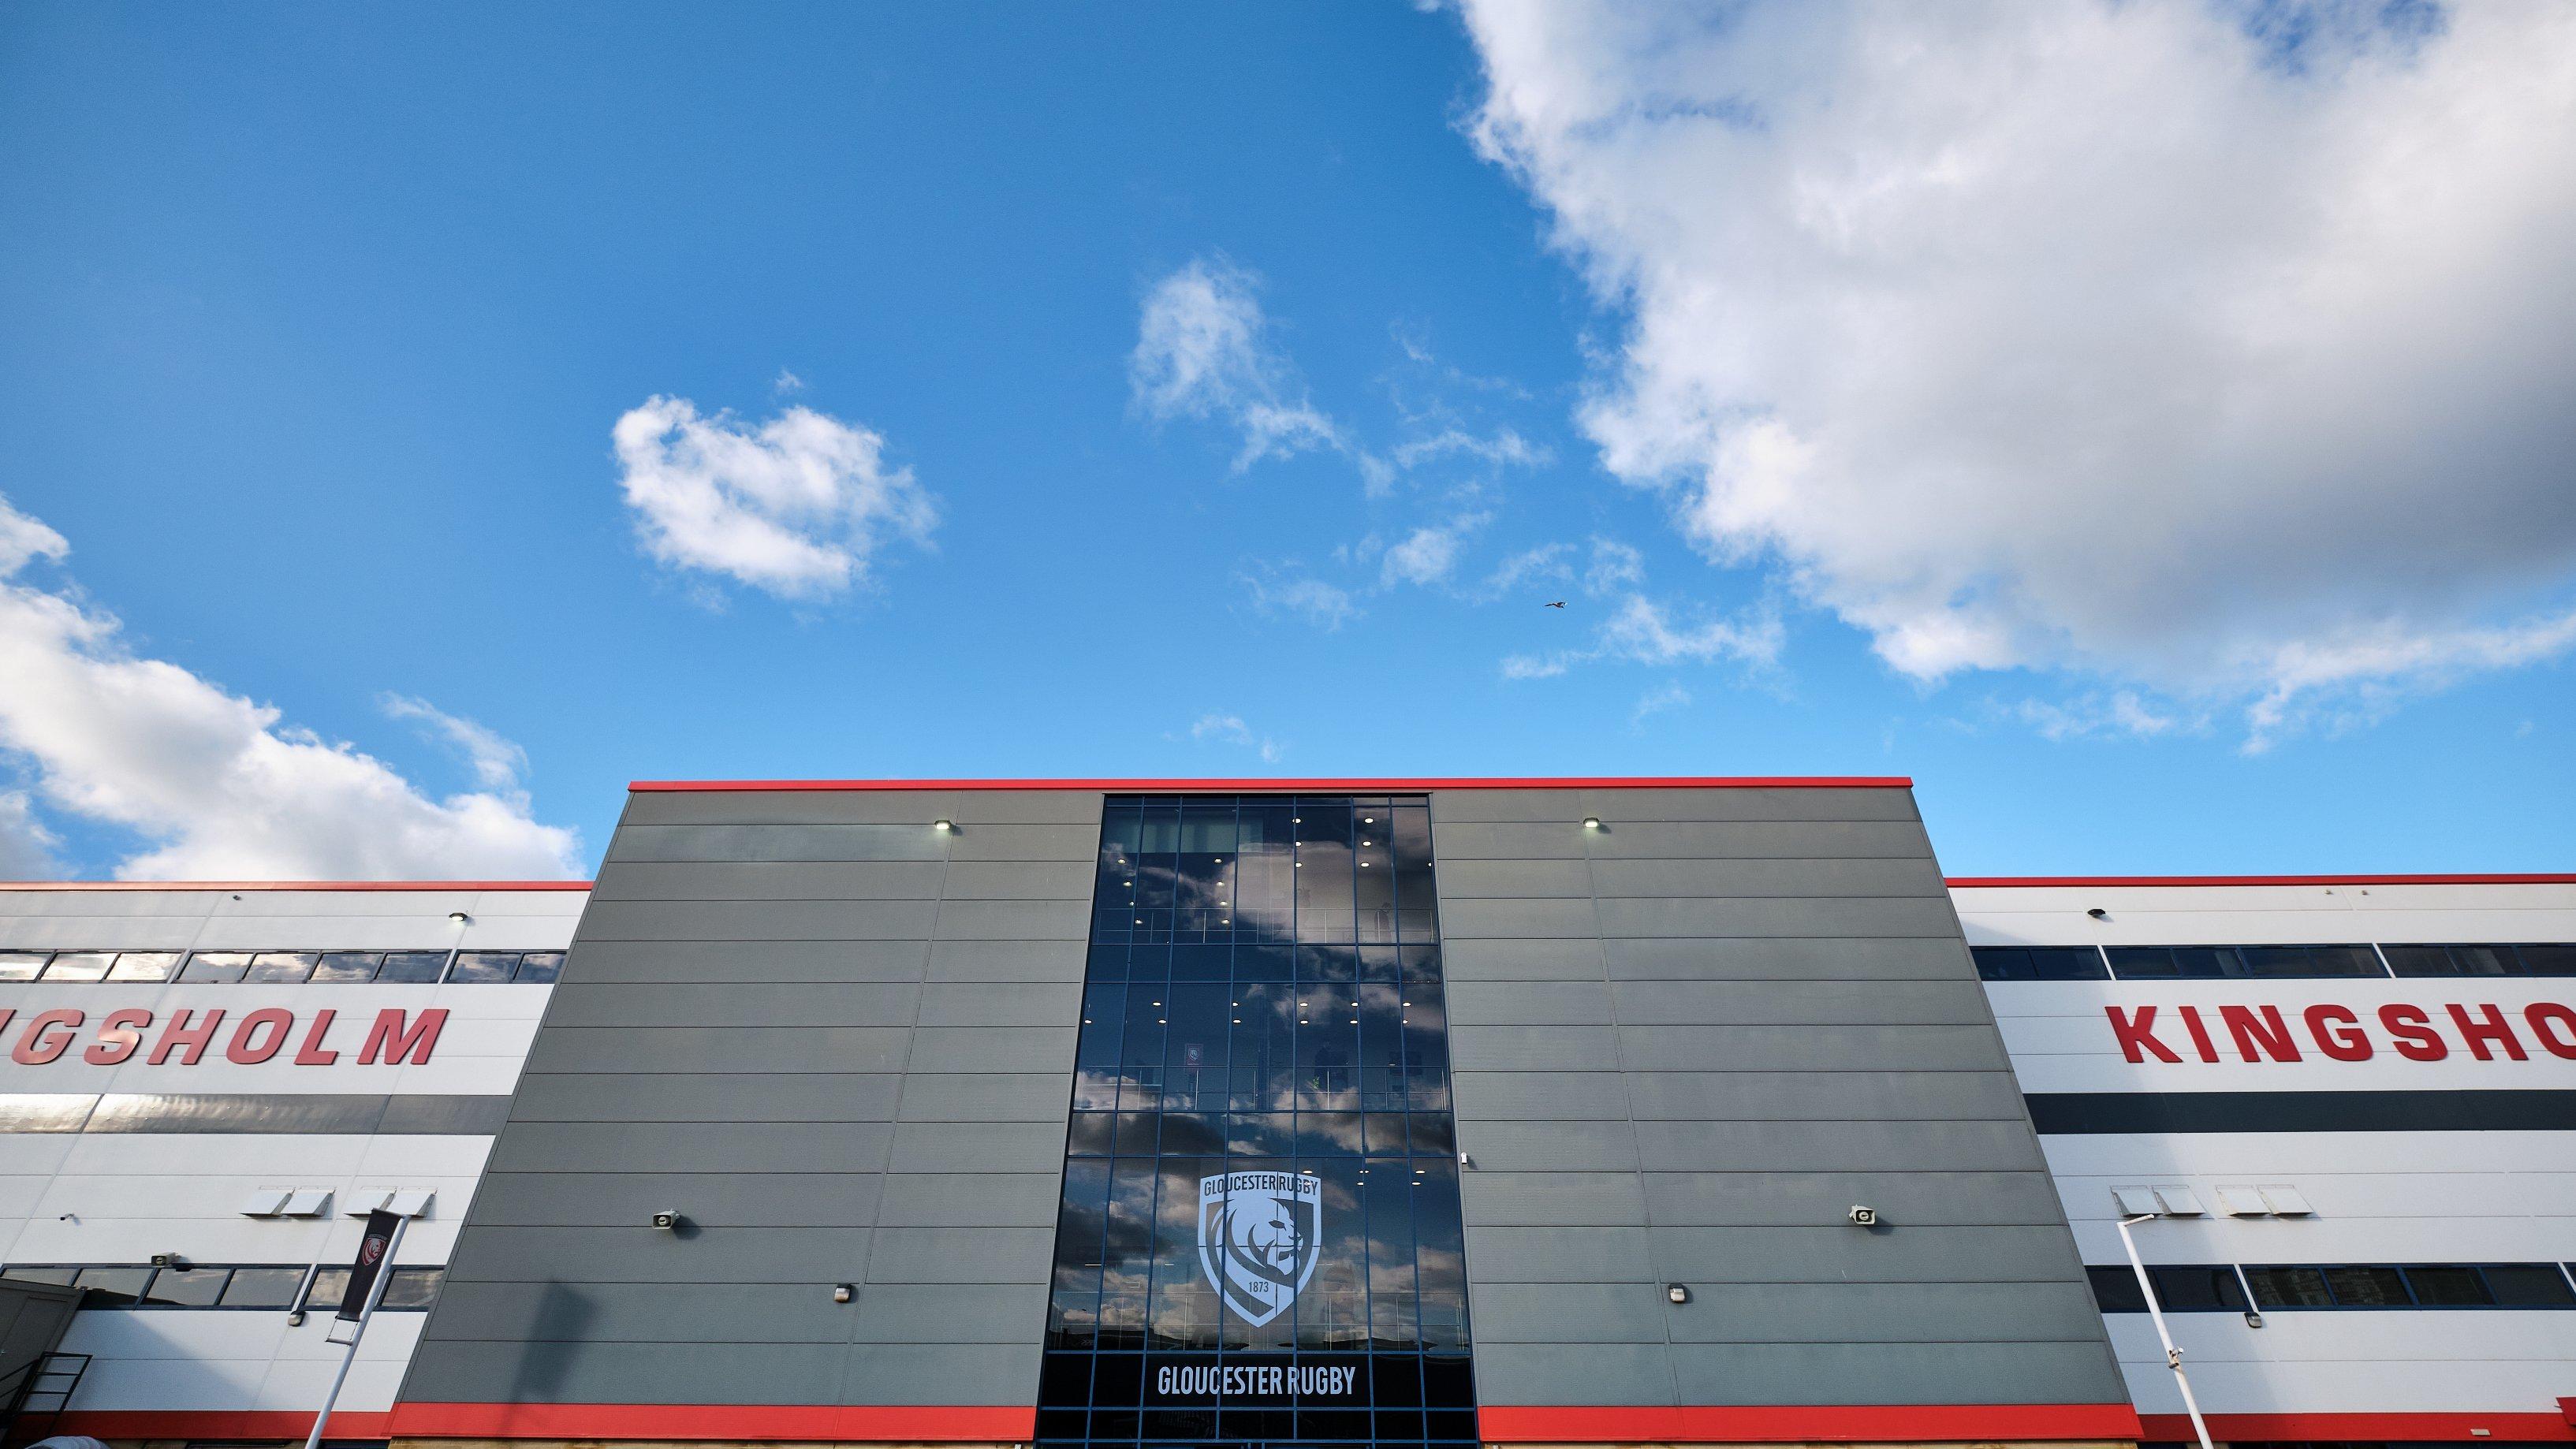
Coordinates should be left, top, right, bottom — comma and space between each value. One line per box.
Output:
0, 777, 2568, 1449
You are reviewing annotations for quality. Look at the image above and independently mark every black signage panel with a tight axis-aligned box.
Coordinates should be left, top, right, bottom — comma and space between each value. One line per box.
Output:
1142, 1351, 1370, 1406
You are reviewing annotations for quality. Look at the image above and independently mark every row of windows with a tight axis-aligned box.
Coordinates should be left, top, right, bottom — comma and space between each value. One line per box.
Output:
1087, 942, 1448, 986
0, 949, 564, 985
2, 1261, 445, 1310
1096, 798, 1437, 948
1974, 942, 2576, 982
2089, 1261, 2576, 1313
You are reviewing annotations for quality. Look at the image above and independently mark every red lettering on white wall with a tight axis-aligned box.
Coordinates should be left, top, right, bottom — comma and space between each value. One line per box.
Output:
84, 1008, 153, 1066
2527, 1004, 2576, 1060
2380, 1004, 2447, 1060
2177, 1005, 2221, 1062
0, 1003, 448, 1067
2304, 1004, 2372, 1061
13, 1010, 83, 1065
294, 1009, 341, 1066
148, 1008, 226, 1065
2107, 1006, 2183, 1063
2220, 1004, 2302, 1063
226, 1008, 295, 1064
2447, 1003, 2528, 1061
360, 1008, 446, 1065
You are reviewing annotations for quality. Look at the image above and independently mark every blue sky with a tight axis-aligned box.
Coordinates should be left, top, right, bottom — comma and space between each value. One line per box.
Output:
2, 1, 2571, 881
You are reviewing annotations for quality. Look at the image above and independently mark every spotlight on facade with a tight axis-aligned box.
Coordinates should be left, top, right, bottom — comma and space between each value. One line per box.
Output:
1581, 817, 1602, 830
934, 819, 956, 833
448, 911, 471, 925
1665, 1283, 1690, 1304
1847, 1205, 1879, 1227
650, 1209, 681, 1231
2087, 907, 2109, 919
833, 1283, 855, 1303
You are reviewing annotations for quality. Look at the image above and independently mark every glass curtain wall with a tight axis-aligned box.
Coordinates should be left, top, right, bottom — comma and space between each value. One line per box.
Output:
1038, 794, 1478, 1449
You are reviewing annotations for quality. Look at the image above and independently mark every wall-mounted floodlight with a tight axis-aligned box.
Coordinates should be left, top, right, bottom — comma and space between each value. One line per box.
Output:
1665, 1283, 1690, 1304
933, 819, 956, 833
833, 1283, 855, 1303
650, 1209, 682, 1231
2086, 907, 2109, 919
448, 911, 472, 926
1847, 1205, 1878, 1227
1581, 817, 1603, 830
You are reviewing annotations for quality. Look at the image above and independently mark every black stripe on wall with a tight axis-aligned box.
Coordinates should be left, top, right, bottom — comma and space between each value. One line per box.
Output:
0, 1092, 513, 1134
2026, 1089, 2576, 1134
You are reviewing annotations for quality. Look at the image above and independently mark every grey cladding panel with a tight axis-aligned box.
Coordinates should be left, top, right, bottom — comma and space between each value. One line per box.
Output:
587, 860, 947, 902
542, 982, 921, 1029
508, 1072, 904, 1123
1665, 1341, 2126, 1407
605, 823, 945, 863
1432, 782, 2118, 1414
405, 785, 1097, 1409
400, 1339, 848, 1406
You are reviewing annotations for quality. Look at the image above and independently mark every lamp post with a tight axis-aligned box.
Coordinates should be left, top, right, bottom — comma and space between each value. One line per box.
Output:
2115, 1212, 2216, 1449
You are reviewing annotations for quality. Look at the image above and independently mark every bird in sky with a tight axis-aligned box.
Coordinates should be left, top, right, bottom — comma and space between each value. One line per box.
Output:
1544, 600, 1566, 609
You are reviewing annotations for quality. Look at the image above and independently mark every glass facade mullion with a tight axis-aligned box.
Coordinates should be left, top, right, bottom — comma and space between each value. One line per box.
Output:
1037, 792, 1478, 1449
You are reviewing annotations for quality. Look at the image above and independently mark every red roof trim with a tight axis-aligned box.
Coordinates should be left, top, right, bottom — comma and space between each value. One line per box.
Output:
0, 880, 592, 892
1949, 873, 2576, 888
1481, 1402, 2141, 1442
2144, 1410, 2575, 1443
630, 775, 1913, 792
388, 1402, 1034, 1441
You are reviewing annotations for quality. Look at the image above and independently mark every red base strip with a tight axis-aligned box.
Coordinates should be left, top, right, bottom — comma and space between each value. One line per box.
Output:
389, 1402, 1036, 1442
38, 1410, 391, 1440
630, 776, 1914, 793
2142, 1410, 2576, 1443
1481, 1402, 2143, 1443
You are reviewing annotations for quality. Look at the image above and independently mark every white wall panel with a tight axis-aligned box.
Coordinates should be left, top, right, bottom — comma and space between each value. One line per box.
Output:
2107, 1312, 2576, 1416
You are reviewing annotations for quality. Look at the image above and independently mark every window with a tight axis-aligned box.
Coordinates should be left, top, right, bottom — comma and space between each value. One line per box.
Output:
2146, 1265, 2248, 1312
2477, 1265, 2576, 1306
2085, 1265, 2149, 1313
312, 952, 383, 983
144, 1267, 231, 1306
2387, 943, 2576, 977
0, 1266, 79, 1286
378, 1265, 445, 1309
71, 1267, 151, 1306
244, 952, 319, 983
0, 952, 44, 982
1971, 946, 2108, 981
1046, 794, 1474, 1449
2104, 945, 2390, 980
106, 952, 181, 982
2320, 1265, 2410, 1306
2402, 1265, 2489, 1306
39, 952, 114, 982
217, 1267, 307, 1309
446, 952, 519, 983
304, 1266, 352, 1310
179, 952, 252, 982
376, 952, 448, 983
514, 952, 565, 982
2242, 1266, 2332, 1308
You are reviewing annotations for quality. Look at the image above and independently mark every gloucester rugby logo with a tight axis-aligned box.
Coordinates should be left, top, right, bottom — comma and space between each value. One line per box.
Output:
1198, 1171, 1321, 1325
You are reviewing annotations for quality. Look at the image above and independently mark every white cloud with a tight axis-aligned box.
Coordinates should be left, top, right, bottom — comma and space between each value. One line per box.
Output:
1237, 567, 1363, 631
1480, 535, 1645, 602
1381, 514, 1490, 589
0, 493, 583, 881
1190, 713, 1283, 764
2246, 608, 2576, 751
773, 368, 807, 395
1504, 594, 1782, 680
381, 694, 528, 791
1631, 681, 1692, 727
0, 791, 60, 878
2016, 691, 2186, 743
1392, 427, 1551, 472
1131, 258, 1390, 488
1463, 1, 2576, 738
613, 395, 935, 601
